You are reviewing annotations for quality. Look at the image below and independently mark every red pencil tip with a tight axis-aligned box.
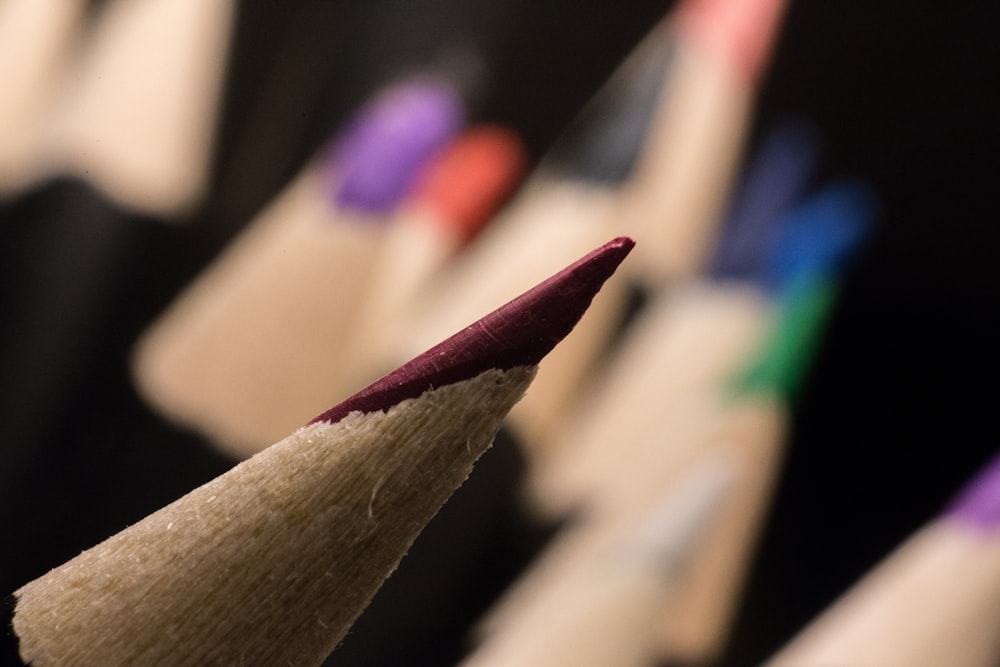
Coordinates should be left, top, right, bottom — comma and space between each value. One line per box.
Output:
312, 237, 635, 424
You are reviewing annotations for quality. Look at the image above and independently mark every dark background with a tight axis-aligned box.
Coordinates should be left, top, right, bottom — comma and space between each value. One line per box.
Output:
2, 1, 999, 665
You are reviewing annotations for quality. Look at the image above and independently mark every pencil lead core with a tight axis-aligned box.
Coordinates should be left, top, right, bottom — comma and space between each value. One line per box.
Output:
311, 236, 635, 424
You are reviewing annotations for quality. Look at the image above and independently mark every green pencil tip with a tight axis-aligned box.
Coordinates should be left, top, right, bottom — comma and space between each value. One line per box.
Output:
731, 272, 837, 402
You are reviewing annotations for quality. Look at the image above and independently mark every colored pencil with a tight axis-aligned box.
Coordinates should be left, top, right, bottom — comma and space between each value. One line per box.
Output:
132, 77, 464, 457
623, 0, 788, 285
10, 237, 634, 667
654, 274, 833, 663
531, 282, 771, 518
526, 179, 872, 663
767, 451, 1000, 667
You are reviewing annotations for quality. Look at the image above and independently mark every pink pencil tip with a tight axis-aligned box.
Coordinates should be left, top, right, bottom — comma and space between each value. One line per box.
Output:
310, 237, 635, 424
678, 0, 787, 85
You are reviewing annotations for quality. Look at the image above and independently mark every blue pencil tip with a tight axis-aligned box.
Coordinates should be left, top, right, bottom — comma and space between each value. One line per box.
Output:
763, 180, 877, 293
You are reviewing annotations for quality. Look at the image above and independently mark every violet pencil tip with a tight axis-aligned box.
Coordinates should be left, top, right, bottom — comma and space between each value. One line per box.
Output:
327, 77, 465, 214
946, 452, 1000, 531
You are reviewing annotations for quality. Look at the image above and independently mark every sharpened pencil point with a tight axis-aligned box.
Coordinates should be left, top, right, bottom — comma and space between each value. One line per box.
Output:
311, 236, 634, 425
10, 237, 635, 667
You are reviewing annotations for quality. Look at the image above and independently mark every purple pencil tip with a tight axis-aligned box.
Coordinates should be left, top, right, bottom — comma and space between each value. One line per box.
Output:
311, 237, 635, 425
946, 452, 1000, 531
327, 77, 465, 214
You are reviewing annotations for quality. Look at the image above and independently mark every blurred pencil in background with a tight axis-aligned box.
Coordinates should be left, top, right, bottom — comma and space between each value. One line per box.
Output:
501, 175, 874, 666
464, 458, 734, 667
382, 0, 777, 463
768, 450, 1000, 667
0, 0, 85, 193
657, 181, 874, 664
527, 118, 820, 518
624, 0, 788, 286
132, 77, 464, 456
43, 0, 235, 217
0, 0, 235, 217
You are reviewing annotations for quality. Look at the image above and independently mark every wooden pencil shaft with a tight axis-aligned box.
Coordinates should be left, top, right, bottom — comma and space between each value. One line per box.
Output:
767, 522, 1000, 667
14, 368, 534, 666
133, 167, 384, 455
624, 43, 751, 285
530, 283, 769, 517
469, 456, 732, 667
655, 397, 786, 661
0, 0, 84, 191
464, 570, 665, 667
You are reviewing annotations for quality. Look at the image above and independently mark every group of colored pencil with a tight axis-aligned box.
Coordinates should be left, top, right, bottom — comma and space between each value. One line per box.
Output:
2, 1, 999, 666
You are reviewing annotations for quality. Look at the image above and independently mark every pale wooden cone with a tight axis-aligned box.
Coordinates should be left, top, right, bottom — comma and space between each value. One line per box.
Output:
623, 44, 751, 286
0, 0, 85, 191
470, 458, 732, 667
15, 367, 534, 667
530, 283, 770, 517
655, 396, 787, 661
133, 166, 385, 455
767, 522, 1000, 667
